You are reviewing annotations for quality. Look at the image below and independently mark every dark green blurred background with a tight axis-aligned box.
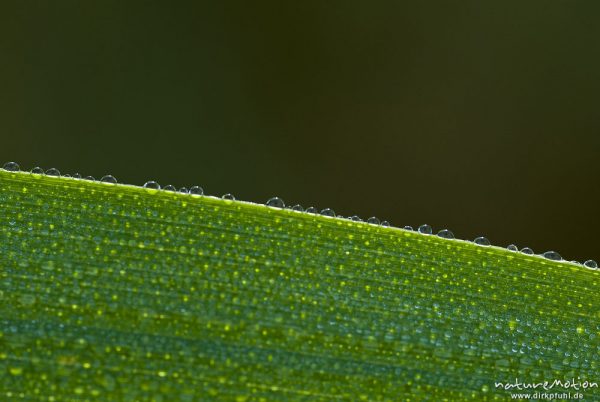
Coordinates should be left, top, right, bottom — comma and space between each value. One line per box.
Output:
1, 2, 598, 261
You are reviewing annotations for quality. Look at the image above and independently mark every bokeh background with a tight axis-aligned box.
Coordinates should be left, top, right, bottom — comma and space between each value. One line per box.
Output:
1, 2, 598, 261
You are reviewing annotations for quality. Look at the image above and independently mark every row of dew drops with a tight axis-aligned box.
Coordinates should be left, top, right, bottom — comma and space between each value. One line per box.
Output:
3, 161, 598, 270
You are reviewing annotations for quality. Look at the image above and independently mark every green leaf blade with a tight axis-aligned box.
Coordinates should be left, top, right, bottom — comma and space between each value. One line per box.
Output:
1, 170, 598, 400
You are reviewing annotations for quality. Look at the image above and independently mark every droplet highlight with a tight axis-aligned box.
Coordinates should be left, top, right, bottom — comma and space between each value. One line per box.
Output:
291, 204, 304, 212
222, 193, 235, 200
418, 224, 432, 235
437, 229, 454, 239
520, 247, 534, 255
31, 167, 44, 174
320, 208, 335, 217
101, 175, 117, 184
189, 186, 204, 195
179, 187, 189, 194
474, 236, 491, 246
507, 244, 518, 252
542, 251, 562, 261
266, 197, 285, 208
163, 185, 176, 192
46, 168, 61, 176
381, 221, 390, 227
3, 162, 20, 171
403, 226, 413, 231
143, 181, 160, 190
305, 207, 318, 214
366, 217, 380, 225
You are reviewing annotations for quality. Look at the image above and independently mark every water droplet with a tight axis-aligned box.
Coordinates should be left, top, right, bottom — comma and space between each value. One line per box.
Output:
520, 247, 534, 255
18, 294, 36, 306
418, 224, 432, 234
163, 185, 176, 192
320, 208, 335, 217
291, 204, 304, 212
31, 167, 44, 174
437, 229, 454, 239
189, 186, 204, 195
542, 251, 562, 261
46, 168, 61, 176
84, 176, 95, 181
507, 244, 518, 252
403, 225, 413, 231
222, 193, 235, 200
366, 217, 380, 225
72, 173, 81, 179
179, 187, 189, 194
266, 197, 285, 208
474, 236, 491, 246
381, 221, 390, 227
583, 260, 598, 269
62, 174, 71, 178
143, 181, 160, 190
305, 207, 318, 214
101, 175, 117, 184
3, 162, 20, 171
350, 215, 363, 221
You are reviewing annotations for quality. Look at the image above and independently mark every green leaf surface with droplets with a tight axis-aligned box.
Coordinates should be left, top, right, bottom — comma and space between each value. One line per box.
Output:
0, 169, 598, 401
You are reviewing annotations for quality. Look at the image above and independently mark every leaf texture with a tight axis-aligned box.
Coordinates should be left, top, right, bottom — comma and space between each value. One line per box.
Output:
0, 170, 598, 401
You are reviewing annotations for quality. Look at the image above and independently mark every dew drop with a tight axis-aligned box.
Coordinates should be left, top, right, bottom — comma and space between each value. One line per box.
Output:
305, 207, 318, 214
46, 168, 61, 176
583, 260, 598, 269
320, 208, 335, 217
381, 221, 390, 227
101, 175, 117, 184
542, 251, 562, 261
163, 185, 176, 192
222, 193, 235, 200
507, 244, 518, 252
84, 176, 95, 181
266, 197, 285, 208
404, 225, 413, 231
18, 294, 36, 306
72, 173, 81, 179
418, 224, 432, 234
41, 261, 55, 271
31, 167, 44, 174
179, 187, 189, 194
62, 174, 71, 178
350, 215, 363, 222
474, 236, 491, 246
189, 186, 204, 195
366, 217, 380, 225
143, 181, 160, 190
291, 204, 304, 212
3, 162, 20, 171
520, 247, 534, 255
437, 229, 454, 239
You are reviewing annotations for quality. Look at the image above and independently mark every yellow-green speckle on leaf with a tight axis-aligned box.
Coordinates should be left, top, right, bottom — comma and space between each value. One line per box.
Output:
0, 169, 598, 401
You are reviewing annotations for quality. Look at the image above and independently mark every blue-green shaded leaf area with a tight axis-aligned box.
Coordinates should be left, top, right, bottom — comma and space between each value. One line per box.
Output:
0, 170, 598, 401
